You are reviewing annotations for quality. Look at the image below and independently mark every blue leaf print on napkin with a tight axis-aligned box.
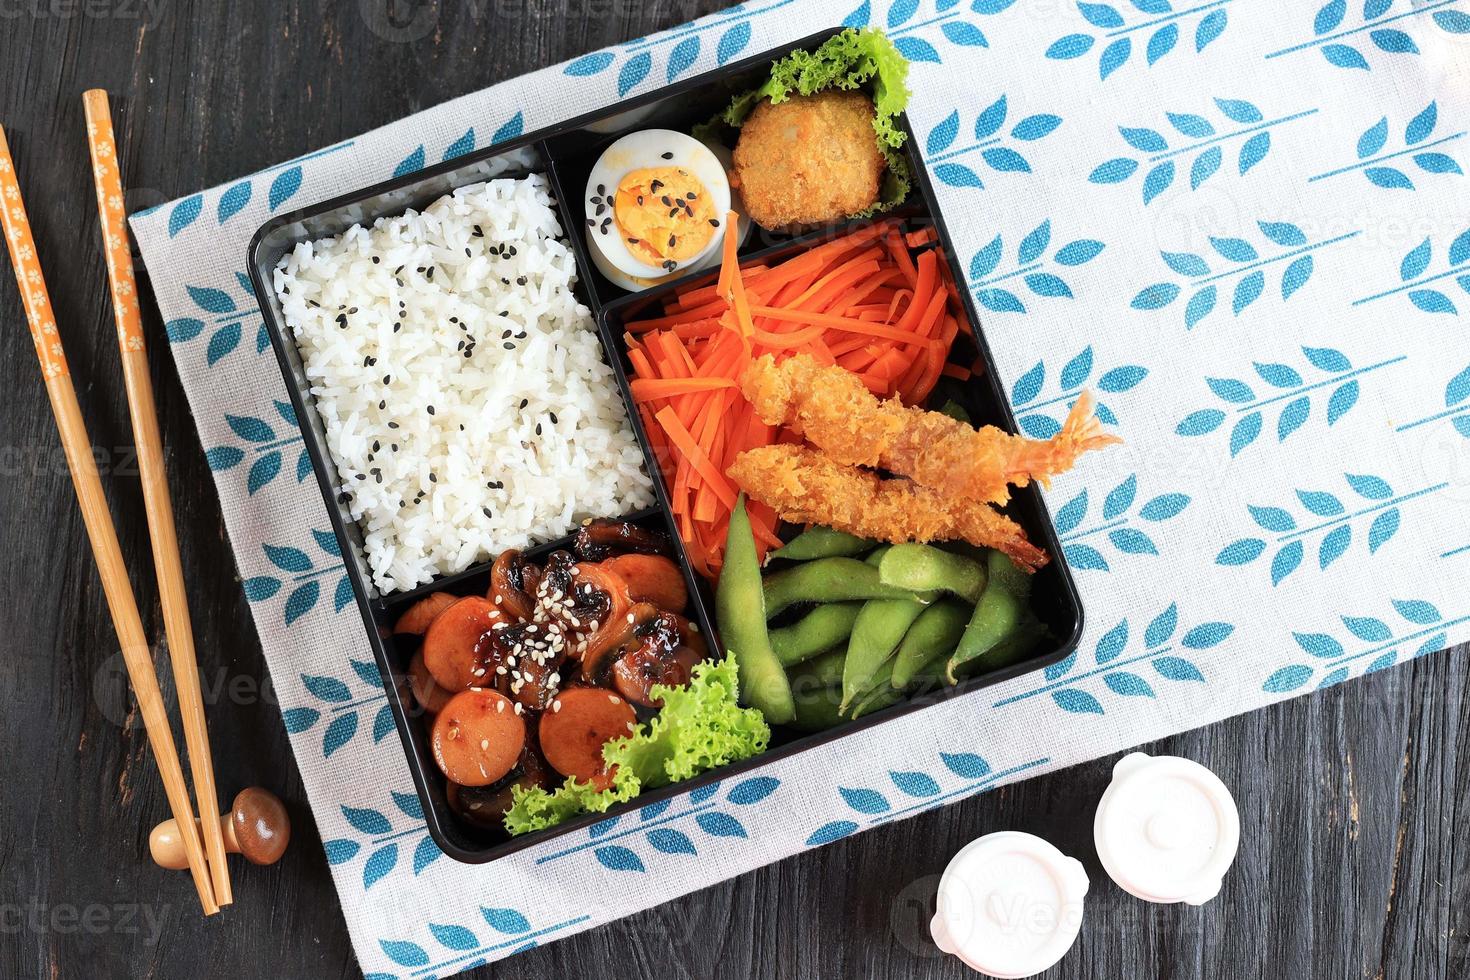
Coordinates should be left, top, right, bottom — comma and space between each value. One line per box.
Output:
1099, 38, 1132, 78
379, 939, 429, 967
269, 167, 303, 211
1369, 29, 1417, 53
1052, 688, 1105, 713
217, 182, 251, 224
168, 194, 202, 237
717, 21, 751, 64
1146, 23, 1178, 64
1046, 34, 1096, 59
942, 22, 990, 47
619, 52, 654, 95
564, 51, 615, 76
806, 821, 860, 845
840, 787, 890, 813
1322, 44, 1369, 69
1078, 2, 1124, 28
594, 846, 645, 872
647, 829, 697, 855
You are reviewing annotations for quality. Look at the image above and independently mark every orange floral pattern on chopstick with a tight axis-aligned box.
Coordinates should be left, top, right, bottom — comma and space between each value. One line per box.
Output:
82, 91, 146, 354
0, 127, 68, 379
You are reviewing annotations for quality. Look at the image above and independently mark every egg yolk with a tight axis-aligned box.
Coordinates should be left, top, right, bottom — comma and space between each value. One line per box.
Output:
612, 166, 718, 269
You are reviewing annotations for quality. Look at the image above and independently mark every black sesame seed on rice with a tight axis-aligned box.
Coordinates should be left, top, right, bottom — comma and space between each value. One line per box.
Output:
504, 341, 516, 350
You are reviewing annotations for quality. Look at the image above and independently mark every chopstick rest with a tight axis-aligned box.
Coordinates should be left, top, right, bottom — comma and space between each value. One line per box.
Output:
0, 124, 219, 915
82, 88, 234, 908
150, 787, 290, 870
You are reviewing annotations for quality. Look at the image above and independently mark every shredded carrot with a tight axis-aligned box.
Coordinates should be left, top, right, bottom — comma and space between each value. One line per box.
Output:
624, 215, 974, 574
906, 225, 939, 248
630, 377, 737, 401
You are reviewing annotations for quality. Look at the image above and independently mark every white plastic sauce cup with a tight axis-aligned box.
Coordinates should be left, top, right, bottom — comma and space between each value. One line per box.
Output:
1093, 752, 1240, 905
930, 831, 1089, 978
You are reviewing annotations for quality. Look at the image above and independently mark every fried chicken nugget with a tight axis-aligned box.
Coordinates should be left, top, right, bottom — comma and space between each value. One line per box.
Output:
741, 353, 1119, 506
728, 445, 1049, 571
733, 91, 887, 229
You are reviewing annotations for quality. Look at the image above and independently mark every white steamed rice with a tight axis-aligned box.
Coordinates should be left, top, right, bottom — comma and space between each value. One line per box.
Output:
273, 173, 654, 593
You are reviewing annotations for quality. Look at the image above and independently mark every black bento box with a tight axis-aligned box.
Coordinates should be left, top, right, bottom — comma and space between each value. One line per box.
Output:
247, 27, 1085, 864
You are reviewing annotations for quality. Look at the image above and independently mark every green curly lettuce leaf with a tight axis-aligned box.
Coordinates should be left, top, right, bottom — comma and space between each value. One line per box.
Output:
502, 766, 641, 837
503, 653, 770, 835
709, 27, 913, 217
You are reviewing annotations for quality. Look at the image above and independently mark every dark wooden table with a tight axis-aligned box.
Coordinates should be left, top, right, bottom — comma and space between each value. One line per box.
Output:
1, 3, 1466, 978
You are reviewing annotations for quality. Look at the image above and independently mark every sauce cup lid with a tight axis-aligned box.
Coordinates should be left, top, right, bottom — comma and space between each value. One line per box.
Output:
929, 831, 1089, 978
1093, 752, 1240, 905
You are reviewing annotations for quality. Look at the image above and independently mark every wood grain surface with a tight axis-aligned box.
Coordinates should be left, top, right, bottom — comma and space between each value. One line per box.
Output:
0, 3, 1466, 978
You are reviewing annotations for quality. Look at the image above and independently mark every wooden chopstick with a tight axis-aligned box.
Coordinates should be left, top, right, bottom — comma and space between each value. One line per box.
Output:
0, 124, 219, 915
82, 90, 234, 908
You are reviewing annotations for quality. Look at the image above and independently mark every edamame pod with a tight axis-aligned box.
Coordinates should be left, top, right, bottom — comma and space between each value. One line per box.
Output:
770, 603, 863, 666
849, 659, 905, 718
762, 557, 922, 619
959, 613, 1045, 678
717, 495, 795, 724
890, 599, 972, 690
946, 551, 1034, 682
878, 543, 987, 604
771, 526, 876, 561
791, 685, 846, 732
788, 646, 847, 690
841, 595, 927, 711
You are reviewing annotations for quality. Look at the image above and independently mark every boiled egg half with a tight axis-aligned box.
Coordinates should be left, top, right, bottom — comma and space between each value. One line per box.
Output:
585, 129, 732, 282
